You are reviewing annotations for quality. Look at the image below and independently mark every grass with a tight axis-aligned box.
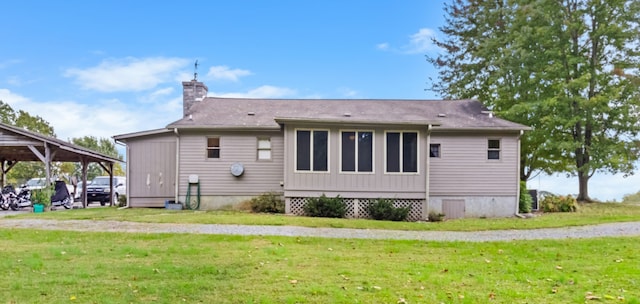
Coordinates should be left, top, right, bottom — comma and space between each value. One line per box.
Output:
0, 229, 638, 303
7, 202, 640, 231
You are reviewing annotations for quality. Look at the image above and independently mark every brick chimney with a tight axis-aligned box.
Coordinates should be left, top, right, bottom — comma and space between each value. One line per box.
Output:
182, 80, 208, 117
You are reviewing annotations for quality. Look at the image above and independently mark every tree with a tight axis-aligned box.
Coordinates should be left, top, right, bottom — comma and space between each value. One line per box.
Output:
71, 136, 124, 181
0, 101, 58, 184
429, 0, 640, 201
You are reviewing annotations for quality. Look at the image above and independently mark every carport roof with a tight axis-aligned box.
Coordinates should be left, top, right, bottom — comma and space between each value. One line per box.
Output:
0, 122, 121, 163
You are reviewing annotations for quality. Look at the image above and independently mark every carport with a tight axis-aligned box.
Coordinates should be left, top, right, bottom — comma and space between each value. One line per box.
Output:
0, 122, 122, 208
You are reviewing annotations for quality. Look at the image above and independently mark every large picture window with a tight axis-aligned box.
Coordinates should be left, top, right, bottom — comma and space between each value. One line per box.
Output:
341, 131, 373, 172
296, 130, 328, 172
386, 132, 418, 173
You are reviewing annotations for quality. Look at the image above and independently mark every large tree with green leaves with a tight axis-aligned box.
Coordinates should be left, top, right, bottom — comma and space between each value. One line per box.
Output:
429, 0, 640, 201
71, 136, 124, 181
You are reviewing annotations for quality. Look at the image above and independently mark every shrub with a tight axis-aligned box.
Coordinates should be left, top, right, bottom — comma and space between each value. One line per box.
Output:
519, 181, 533, 213
117, 194, 127, 207
303, 194, 346, 218
249, 192, 284, 213
366, 198, 410, 221
540, 195, 578, 212
622, 190, 640, 204
428, 211, 445, 222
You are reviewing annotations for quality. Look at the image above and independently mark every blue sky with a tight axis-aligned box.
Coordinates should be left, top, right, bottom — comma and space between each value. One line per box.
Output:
1, 1, 638, 200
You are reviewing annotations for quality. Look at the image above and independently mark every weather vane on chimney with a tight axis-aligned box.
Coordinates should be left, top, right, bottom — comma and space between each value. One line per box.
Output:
193, 60, 199, 81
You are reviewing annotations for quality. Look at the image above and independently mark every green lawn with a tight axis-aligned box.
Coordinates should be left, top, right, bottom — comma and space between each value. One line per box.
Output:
3, 203, 639, 302
1, 229, 638, 303
7, 202, 640, 231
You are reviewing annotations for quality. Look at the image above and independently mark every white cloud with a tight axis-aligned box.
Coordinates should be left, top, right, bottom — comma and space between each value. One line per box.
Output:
206, 65, 252, 82
338, 87, 361, 98
64, 57, 190, 92
376, 43, 389, 51
0, 59, 21, 69
0, 88, 179, 142
404, 28, 437, 54
209, 85, 296, 98
0, 88, 30, 106
377, 28, 437, 54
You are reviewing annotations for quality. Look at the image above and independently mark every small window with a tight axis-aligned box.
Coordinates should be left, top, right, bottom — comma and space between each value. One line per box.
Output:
488, 139, 500, 160
257, 138, 271, 160
430, 144, 441, 158
207, 137, 220, 158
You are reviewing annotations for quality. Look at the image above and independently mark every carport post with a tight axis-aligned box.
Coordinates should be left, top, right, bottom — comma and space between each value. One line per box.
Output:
81, 159, 89, 209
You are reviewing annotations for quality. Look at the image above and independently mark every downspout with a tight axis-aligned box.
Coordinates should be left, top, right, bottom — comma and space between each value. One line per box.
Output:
515, 129, 523, 217
424, 124, 432, 221
114, 139, 130, 209
174, 128, 180, 204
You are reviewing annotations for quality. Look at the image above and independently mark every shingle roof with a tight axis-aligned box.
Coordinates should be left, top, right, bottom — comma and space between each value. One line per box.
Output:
166, 97, 529, 131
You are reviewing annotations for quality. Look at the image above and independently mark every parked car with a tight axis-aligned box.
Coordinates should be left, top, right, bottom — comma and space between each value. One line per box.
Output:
24, 178, 48, 191
85, 176, 126, 206
72, 181, 92, 201
25, 177, 75, 196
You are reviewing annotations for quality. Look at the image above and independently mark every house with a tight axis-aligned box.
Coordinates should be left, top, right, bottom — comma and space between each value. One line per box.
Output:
113, 80, 530, 220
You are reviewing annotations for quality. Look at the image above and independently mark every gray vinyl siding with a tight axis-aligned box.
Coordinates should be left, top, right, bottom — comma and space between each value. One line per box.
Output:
178, 130, 284, 197
429, 132, 519, 196
283, 125, 428, 199
126, 134, 176, 207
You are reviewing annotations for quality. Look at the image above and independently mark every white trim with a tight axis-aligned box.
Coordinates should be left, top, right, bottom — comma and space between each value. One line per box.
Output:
487, 138, 502, 161
383, 130, 420, 174
206, 136, 221, 159
257, 137, 272, 161
293, 128, 330, 173
338, 129, 375, 174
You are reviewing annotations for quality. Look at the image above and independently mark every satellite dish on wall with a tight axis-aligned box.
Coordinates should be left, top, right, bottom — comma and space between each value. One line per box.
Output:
230, 163, 244, 177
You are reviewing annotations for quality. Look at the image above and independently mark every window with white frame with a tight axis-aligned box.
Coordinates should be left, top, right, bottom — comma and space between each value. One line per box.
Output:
488, 139, 501, 160
386, 131, 418, 173
257, 138, 271, 160
206, 137, 220, 159
296, 130, 328, 171
341, 131, 373, 172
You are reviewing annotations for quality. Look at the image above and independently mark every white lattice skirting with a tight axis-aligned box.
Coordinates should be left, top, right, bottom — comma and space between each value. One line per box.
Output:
288, 197, 424, 221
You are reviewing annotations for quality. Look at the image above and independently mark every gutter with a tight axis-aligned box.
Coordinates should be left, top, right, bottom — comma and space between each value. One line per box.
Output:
174, 128, 180, 204
425, 124, 432, 221
515, 129, 524, 217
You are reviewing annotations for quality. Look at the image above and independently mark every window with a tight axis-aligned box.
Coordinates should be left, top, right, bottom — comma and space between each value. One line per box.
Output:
488, 139, 500, 160
341, 131, 373, 172
257, 138, 271, 160
296, 130, 328, 171
430, 143, 441, 158
206, 137, 220, 158
386, 132, 418, 173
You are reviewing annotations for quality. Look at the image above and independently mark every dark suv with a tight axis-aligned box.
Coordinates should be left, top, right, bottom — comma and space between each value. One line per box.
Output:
85, 176, 126, 206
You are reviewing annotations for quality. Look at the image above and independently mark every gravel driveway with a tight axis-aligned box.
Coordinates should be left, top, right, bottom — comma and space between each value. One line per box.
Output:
1, 218, 640, 242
